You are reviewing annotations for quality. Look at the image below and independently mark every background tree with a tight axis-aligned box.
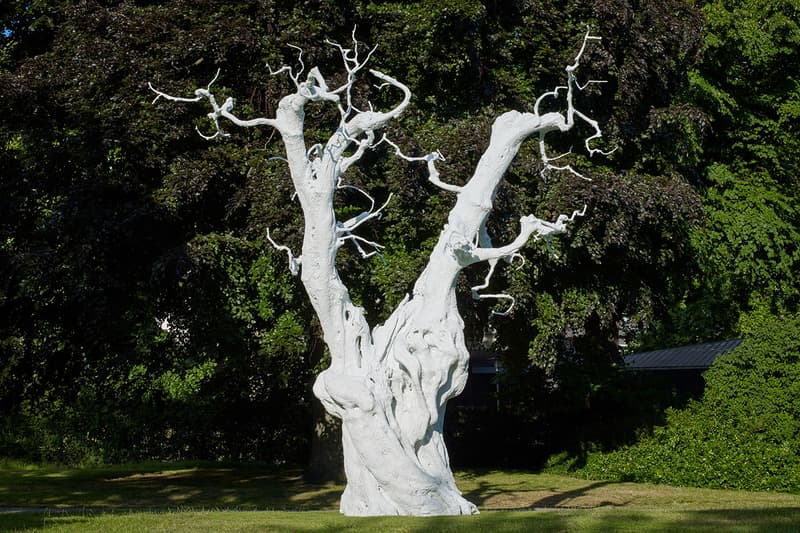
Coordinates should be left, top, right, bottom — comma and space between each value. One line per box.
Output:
650, 0, 800, 344
1, 0, 322, 464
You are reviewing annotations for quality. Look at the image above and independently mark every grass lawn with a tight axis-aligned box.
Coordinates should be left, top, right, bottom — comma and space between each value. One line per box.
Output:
1, 461, 799, 532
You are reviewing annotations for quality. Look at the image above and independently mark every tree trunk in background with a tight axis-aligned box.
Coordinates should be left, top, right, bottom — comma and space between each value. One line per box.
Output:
305, 399, 344, 483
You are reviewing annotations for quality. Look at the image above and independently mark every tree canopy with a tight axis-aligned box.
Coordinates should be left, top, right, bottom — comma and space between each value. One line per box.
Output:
647, 0, 800, 345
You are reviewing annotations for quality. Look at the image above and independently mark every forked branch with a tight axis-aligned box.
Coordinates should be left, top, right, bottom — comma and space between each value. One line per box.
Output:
535, 28, 616, 179
149, 69, 279, 139
381, 136, 461, 193
465, 207, 586, 314
266, 229, 302, 276
461, 206, 586, 266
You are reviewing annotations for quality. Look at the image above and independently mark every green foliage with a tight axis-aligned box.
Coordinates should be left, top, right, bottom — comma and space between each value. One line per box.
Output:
651, 162, 800, 345
0, 0, 329, 464
359, 0, 487, 114
574, 314, 800, 492
692, 0, 800, 186
649, 0, 800, 344
698, 165, 800, 309
644, 0, 800, 346
157, 360, 218, 402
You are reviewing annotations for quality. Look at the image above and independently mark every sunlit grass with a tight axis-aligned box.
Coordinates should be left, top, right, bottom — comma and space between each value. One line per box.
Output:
453, 469, 800, 511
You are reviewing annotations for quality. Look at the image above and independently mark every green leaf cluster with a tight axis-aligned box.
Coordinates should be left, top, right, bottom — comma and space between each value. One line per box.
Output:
653, 0, 800, 344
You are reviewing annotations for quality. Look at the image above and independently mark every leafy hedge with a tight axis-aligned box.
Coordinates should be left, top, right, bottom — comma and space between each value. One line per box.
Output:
566, 314, 800, 492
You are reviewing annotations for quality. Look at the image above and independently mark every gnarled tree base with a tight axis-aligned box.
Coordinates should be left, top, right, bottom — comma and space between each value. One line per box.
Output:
339, 420, 477, 516
313, 299, 478, 516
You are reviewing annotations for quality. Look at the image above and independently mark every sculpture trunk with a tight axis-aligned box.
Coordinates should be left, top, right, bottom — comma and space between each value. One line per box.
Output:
267, 89, 474, 514
310, 235, 477, 515
297, 107, 565, 517
321, 295, 476, 515
307, 116, 531, 515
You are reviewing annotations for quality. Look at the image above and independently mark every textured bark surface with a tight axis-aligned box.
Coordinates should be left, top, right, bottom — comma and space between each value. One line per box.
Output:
151, 30, 607, 516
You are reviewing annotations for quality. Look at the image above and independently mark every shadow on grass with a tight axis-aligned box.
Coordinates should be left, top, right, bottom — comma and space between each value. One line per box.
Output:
393, 508, 800, 533
0, 512, 90, 533
461, 474, 622, 510
0, 462, 343, 511
4, 464, 800, 532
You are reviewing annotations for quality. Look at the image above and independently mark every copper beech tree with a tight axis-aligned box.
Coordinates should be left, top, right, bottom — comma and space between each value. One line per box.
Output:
150, 29, 610, 516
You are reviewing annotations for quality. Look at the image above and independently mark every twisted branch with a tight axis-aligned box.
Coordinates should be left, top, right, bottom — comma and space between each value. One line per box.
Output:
536, 28, 616, 179
266, 228, 301, 276
381, 136, 461, 193
149, 69, 279, 139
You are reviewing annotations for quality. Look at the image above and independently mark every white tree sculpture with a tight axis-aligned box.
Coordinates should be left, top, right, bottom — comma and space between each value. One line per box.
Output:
150, 29, 609, 516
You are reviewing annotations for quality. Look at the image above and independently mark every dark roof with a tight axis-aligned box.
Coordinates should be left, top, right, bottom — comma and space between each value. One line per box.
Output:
624, 339, 744, 370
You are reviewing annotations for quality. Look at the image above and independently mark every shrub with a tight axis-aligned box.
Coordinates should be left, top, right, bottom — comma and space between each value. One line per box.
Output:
573, 314, 800, 492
